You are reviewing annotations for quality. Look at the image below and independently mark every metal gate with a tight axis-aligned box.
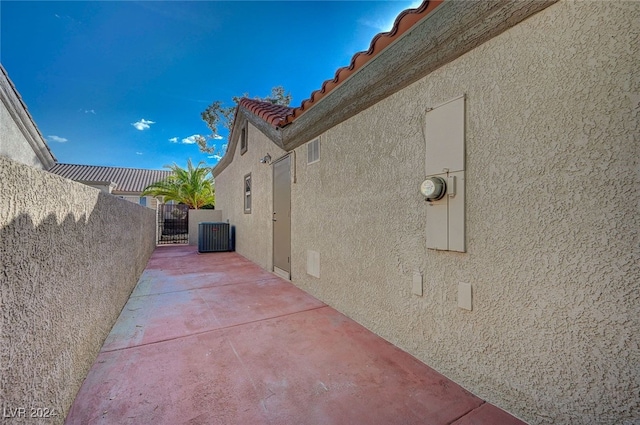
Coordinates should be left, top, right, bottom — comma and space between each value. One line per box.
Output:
157, 204, 189, 244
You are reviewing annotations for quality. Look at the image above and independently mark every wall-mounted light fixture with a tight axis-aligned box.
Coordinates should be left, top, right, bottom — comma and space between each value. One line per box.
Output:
260, 153, 272, 164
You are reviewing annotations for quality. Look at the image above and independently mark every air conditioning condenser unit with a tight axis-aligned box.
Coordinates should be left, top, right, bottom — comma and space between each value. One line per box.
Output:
198, 222, 232, 253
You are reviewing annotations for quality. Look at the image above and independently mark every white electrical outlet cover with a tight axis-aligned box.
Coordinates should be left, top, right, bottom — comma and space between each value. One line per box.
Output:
412, 272, 423, 296
458, 282, 472, 311
307, 250, 320, 278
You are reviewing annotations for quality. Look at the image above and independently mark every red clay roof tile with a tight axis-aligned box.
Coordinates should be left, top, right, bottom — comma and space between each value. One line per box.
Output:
238, 98, 294, 127
239, 0, 442, 129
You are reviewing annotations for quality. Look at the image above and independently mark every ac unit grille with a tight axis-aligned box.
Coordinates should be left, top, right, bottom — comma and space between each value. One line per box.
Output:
198, 222, 230, 253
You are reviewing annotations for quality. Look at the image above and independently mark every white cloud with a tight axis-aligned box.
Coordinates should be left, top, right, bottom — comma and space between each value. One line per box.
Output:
84, 109, 96, 114
136, 152, 143, 155
212, 134, 223, 140
48, 135, 68, 143
181, 134, 202, 144
132, 119, 155, 131
208, 154, 222, 161
169, 137, 178, 143
221, 143, 228, 152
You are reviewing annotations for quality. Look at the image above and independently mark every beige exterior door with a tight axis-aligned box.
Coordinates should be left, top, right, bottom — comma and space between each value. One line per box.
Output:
272, 154, 291, 278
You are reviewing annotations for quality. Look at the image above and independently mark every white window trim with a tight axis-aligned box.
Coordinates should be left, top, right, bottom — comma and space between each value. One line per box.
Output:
244, 173, 251, 214
307, 138, 320, 165
240, 124, 248, 155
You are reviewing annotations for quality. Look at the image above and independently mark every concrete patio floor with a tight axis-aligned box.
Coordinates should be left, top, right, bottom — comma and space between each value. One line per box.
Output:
66, 245, 526, 425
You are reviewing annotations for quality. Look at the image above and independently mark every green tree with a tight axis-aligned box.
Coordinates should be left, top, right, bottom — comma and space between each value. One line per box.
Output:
142, 159, 215, 209
196, 86, 292, 154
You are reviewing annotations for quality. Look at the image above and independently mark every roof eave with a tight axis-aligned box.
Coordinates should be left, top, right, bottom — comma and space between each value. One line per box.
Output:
212, 105, 285, 177
0, 64, 57, 169
213, 0, 557, 175
212, 108, 241, 177
279, 0, 557, 151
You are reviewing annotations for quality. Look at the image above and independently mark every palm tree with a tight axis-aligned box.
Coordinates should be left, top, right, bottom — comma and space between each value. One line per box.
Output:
142, 159, 215, 209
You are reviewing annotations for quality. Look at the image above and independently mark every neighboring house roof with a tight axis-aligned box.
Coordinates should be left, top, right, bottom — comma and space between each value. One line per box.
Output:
49, 163, 172, 193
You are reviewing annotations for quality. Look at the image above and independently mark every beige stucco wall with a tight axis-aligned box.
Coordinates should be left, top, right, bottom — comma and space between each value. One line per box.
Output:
0, 98, 47, 169
0, 157, 157, 422
188, 209, 223, 245
149, 196, 159, 210
290, 2, 638, 424
114, 194, 149, 207
215, 123, 286, 269
1, 66, 55, 170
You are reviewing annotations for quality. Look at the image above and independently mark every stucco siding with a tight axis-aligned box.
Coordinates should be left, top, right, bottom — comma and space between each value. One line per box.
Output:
290, 2, 638, 424
187, 209, 223, 246
1, 157, 157, 422
215, 123, 286, 269
1, 66, 55, 170
116, 194, 142, 204
0, 100, 46, 169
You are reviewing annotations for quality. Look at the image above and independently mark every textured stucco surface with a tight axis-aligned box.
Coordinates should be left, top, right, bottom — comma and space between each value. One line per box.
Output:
215, 123, 285, 269
288, 2, 638, 424
187, 209, 223, 245
0, 157, 157, 424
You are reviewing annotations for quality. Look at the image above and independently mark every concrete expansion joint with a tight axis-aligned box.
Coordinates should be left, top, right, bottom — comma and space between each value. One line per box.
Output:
130, 277, 284, 298
100, 305, 330, 354
214, 304, 329, 332
446, 401, 487, 425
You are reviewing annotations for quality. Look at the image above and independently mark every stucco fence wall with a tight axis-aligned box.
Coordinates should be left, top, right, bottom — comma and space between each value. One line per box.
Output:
0, 157, 157, 423
291, 2, 638, 424
187, 209, 223, 246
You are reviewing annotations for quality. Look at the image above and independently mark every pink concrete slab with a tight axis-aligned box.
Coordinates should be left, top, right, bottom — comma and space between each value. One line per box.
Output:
100, 289, 219, 352
451, 402, 527, 425
131, 268, 276, 297
66, 331, 270, 425
103, 276, 318, 351
102, 261, 322, 350
67, 307, 484, 425
223, 307, 484, 425
66, 246, 525, 425
196, 278, 326, 328
146, 246, 269, 278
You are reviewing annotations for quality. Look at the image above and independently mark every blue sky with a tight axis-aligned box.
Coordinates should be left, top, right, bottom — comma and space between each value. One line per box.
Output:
1, 1, 421, 170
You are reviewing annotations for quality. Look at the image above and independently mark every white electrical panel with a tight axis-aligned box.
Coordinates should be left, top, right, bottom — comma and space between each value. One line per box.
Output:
422, 95, 466, 252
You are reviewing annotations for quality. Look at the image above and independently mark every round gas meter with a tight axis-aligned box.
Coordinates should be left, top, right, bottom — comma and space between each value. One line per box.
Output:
420, 177, 447, 201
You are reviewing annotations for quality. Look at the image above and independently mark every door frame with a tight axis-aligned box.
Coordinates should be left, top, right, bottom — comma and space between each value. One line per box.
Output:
272, 154, 291, 279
